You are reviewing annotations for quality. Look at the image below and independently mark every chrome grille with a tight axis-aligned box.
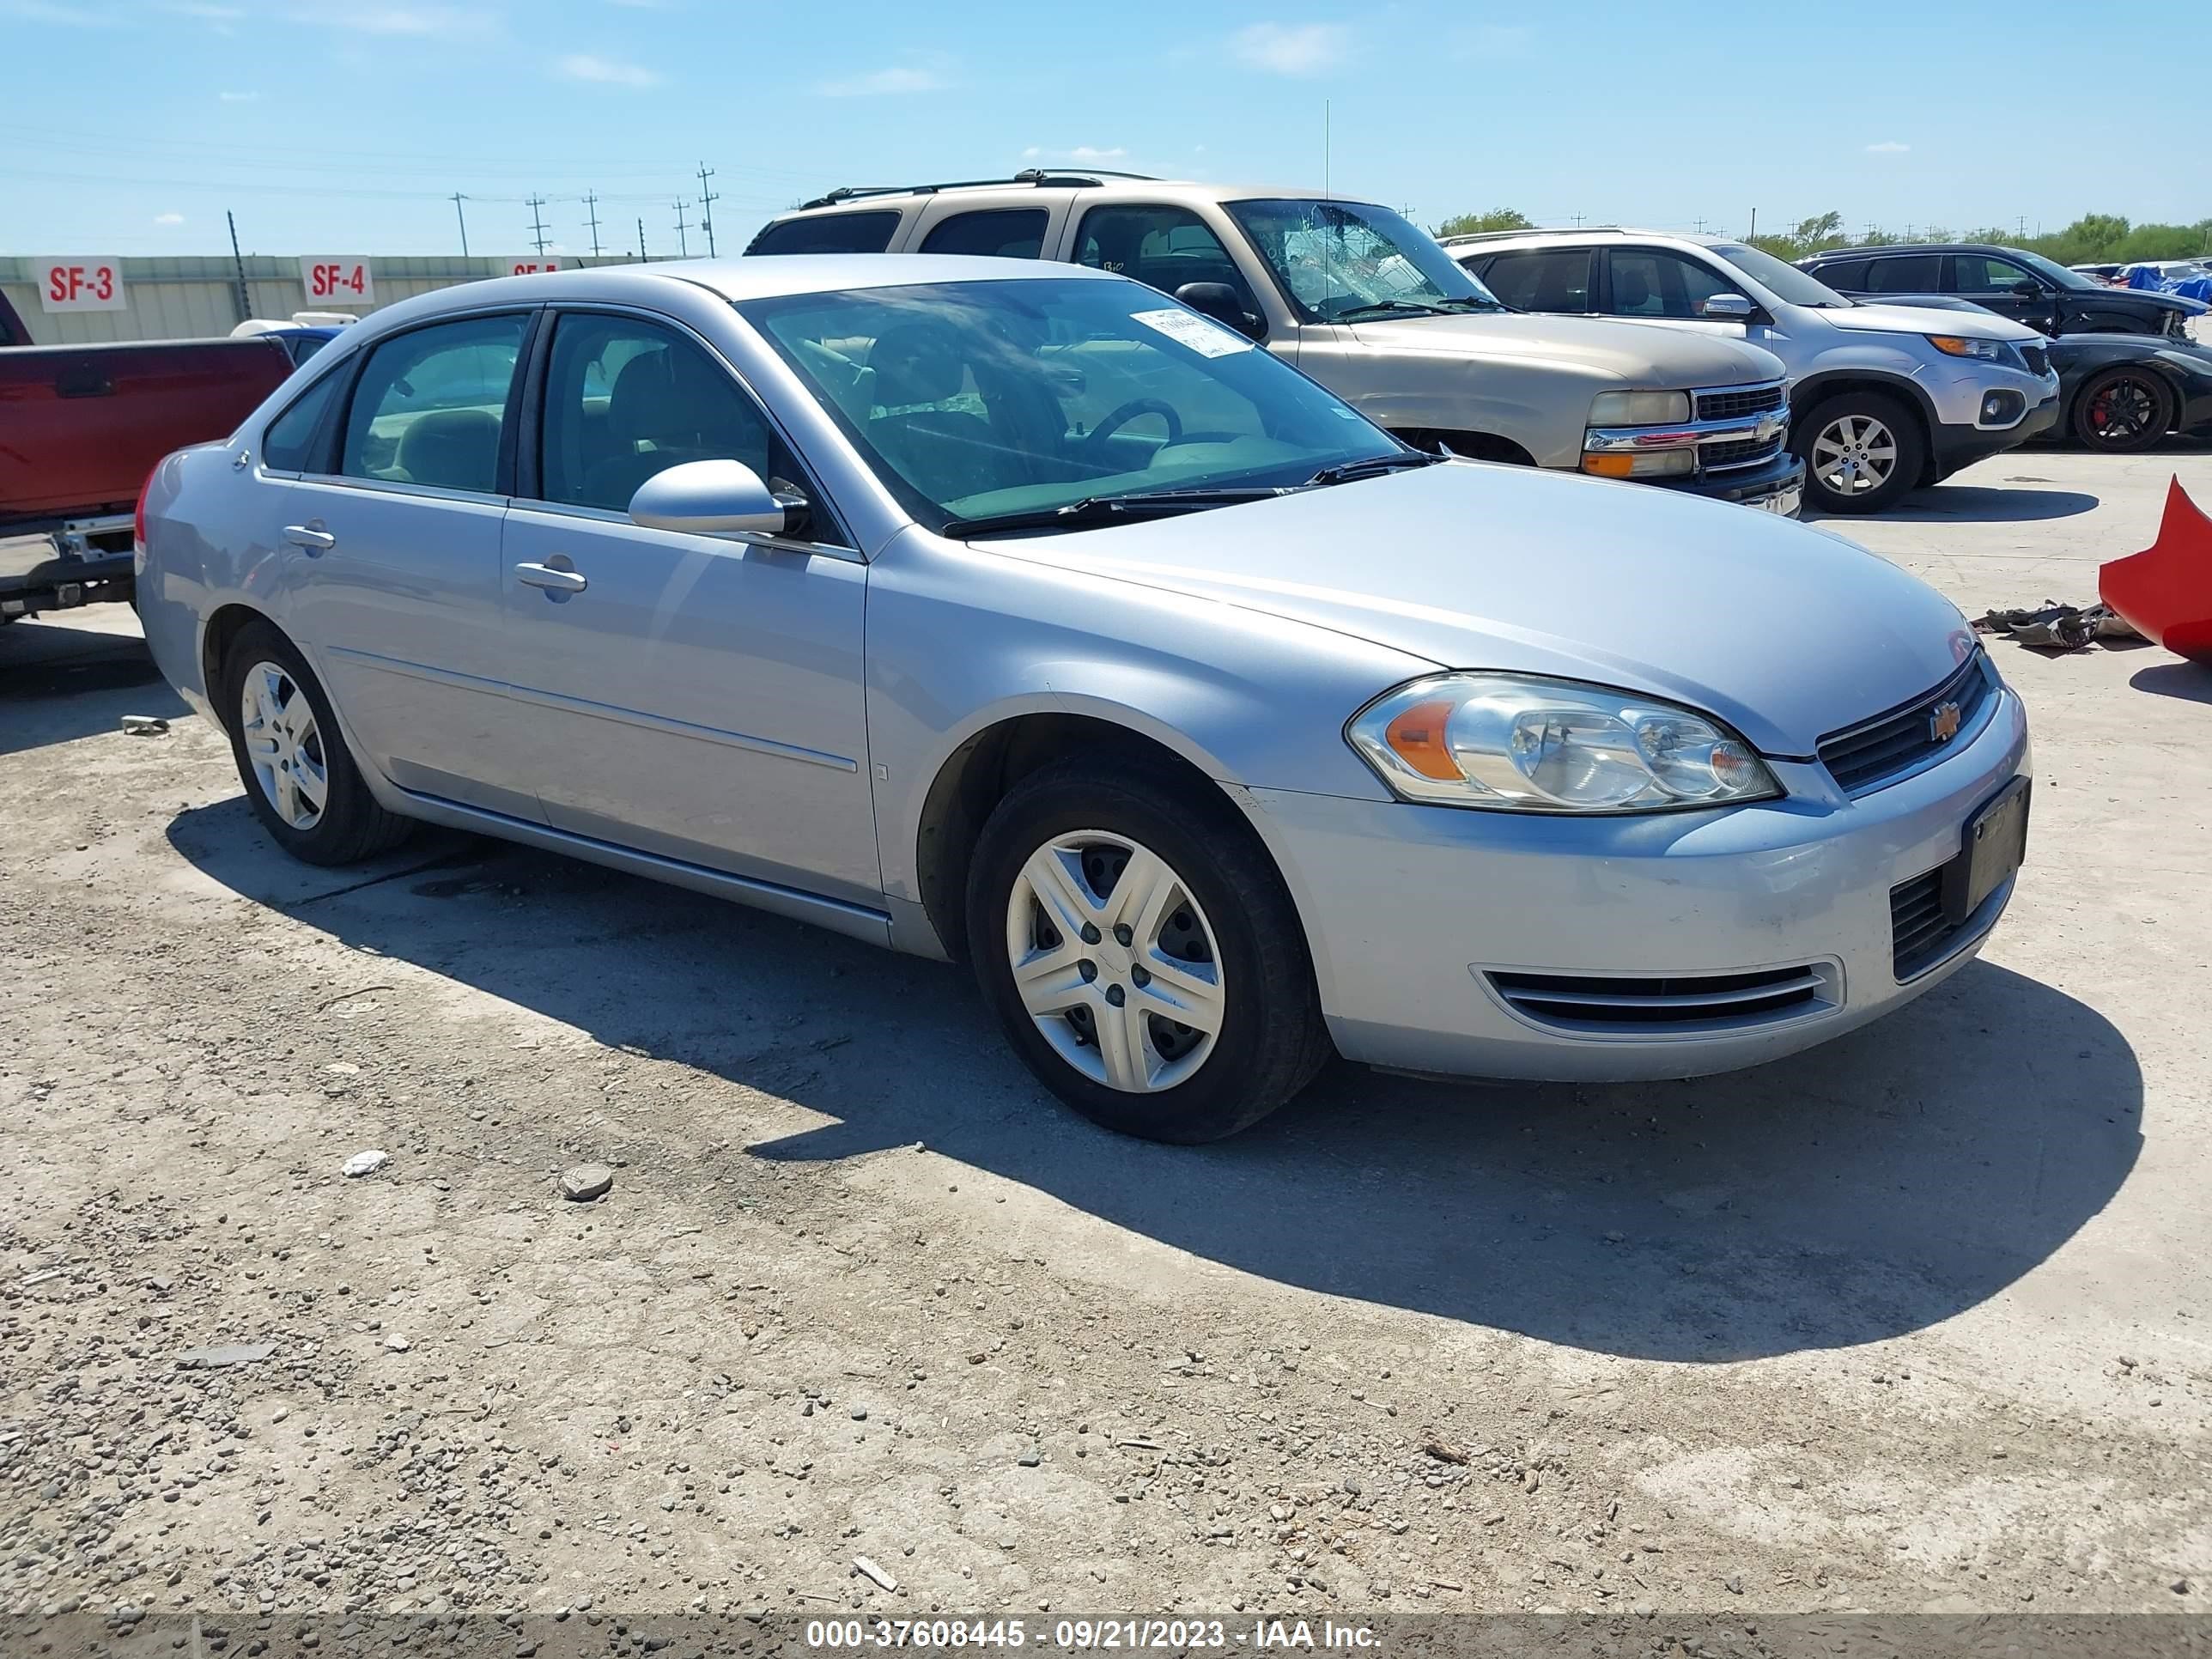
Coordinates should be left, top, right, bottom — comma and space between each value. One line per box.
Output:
1818, 652, 1995, 796
1701, 435, 1783, 471
1695, 383, 1786, 423
1487, 964, 1833, 1033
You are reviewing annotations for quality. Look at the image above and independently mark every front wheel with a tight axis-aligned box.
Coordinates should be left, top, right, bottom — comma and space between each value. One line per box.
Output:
965, 759, 1331, 1143
2072, 366, 2174, 453
1795, 392, 1926, 515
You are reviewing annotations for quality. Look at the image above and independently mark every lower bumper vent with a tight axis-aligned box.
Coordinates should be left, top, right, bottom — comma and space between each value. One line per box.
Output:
1486, 964, 1835, 1035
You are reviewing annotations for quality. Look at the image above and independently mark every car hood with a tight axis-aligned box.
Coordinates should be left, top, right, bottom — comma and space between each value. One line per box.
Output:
1346, 312, 1784, 390
972, 462, 1974, 758
1820, 301, 2042, 342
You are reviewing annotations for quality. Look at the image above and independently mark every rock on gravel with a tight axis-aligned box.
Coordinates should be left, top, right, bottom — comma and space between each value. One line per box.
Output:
341, 1150, 388, 1178
559, 1164, 615, 1201
178, 1342, 275, 1368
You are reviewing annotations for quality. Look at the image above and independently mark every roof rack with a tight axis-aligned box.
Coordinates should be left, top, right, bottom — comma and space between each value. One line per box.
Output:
1437, 226, 1632, 246
797, 168, 1158, 212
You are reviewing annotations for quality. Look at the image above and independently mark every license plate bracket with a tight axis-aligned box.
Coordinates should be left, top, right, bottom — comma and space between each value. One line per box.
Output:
1941, 775, 2031, 924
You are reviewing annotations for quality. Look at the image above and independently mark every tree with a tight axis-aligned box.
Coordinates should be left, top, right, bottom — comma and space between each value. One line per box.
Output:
1433, 208, 1533, 239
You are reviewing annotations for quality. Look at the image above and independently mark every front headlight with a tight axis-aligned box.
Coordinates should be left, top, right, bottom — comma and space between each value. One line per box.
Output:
1928, 334, 2006, 361
1589, 390, 1692, 425
1347, 673, 1783, 813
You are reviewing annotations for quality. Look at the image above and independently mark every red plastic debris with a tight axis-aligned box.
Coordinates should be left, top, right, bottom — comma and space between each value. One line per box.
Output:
2099, 477, 2212, 665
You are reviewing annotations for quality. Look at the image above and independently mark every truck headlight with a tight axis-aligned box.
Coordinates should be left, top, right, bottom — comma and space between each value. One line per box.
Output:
1347, 673, 1782, 813
1928, 334, 2005, 361
1589, 390, 1692, 424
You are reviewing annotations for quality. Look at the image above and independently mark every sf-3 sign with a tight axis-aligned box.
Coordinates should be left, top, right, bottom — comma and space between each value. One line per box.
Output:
40, 259, 127, 313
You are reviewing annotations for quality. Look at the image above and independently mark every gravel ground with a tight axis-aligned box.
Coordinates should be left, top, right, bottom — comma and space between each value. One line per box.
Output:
3, 446, 2209, 1645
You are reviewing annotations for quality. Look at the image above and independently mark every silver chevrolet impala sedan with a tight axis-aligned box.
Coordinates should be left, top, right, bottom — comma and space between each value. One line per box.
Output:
136, 257, 2031, 1142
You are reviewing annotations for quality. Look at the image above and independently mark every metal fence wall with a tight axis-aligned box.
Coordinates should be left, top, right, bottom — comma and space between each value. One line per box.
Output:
0, 254, 637, 345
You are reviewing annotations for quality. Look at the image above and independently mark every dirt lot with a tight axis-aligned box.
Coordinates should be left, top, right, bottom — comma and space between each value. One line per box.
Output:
3, 447, 2209, 1644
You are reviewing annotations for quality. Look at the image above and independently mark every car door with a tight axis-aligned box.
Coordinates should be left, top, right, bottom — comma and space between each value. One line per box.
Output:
1950, 253, 2056, 332
278, 307, 546, 820
493, 307, 879, 906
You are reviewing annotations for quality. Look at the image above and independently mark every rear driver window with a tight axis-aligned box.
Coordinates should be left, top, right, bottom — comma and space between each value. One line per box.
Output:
921, 209, 1048, 259
1480, 249, 1592, 312
747, 212, 902, 255
262, 369, 345, 473
338, 313, 526, 493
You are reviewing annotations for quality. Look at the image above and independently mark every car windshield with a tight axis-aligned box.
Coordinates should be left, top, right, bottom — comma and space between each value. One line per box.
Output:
1226, 198, 1502, 322
2012, 249, 2097, 291
739, 276, 1404, 532
1710, 241, 1853, 308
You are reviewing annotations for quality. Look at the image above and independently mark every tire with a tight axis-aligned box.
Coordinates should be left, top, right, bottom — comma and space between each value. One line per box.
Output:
2071, 366, 2174, 454
219, 617, 412, 866
965, 757, 1331, 1143
1794, 391, 1927, 515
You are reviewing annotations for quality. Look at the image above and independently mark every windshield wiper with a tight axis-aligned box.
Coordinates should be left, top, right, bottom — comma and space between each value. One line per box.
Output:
943, 487, 1289, 537
1305, 451, 1449, 487
1332, 296, 1496, 322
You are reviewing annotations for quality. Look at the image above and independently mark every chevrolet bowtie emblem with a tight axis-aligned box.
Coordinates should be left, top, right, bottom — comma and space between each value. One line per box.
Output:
1929, 700, 1963, 743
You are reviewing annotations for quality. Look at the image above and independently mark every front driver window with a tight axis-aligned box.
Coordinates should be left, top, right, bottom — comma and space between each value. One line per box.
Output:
1955, 255, 2035, 295
1608, 250, 1735, 319
1476, 248, 1590, 313
1074, 205, 1260, 316
538, 313, 804, 517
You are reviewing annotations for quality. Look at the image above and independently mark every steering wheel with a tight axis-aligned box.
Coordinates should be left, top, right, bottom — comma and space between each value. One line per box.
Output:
1084, 398, 1182, 457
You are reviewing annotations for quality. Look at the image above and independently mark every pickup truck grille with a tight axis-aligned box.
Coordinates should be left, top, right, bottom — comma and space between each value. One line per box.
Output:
1700, 435, 1781, 471
1695, 384, 1785, 423
1818, 651, 1995, 795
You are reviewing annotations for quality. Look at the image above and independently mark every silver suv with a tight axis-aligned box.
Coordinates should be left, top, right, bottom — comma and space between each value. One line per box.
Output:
749, 173, 1805, 515
1445, 228, 2063, 515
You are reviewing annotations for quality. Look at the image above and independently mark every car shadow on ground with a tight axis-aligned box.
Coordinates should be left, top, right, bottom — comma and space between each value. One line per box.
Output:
0, 622, 185, 756
166, 804, 2142, 1366
1809, 485, 2101, 526
2130, 659, 2212, 702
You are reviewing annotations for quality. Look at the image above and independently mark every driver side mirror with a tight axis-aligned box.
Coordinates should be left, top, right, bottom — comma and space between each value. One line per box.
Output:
2011, 279, 2045, 299
1174, 282, 1266, 341
629, 459, 803, 539
1700, 293, 1754, 320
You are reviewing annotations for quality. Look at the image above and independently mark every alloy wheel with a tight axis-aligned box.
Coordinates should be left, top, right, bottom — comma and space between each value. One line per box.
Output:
1003, 830, 1225, 1093
2083, 374, 2160, 447
1809, 414, 1899, 498
238, 659, 328, 831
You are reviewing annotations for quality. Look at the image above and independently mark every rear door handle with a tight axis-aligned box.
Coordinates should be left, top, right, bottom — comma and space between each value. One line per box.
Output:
515, 562, 587, 593
283, 525, 336, 551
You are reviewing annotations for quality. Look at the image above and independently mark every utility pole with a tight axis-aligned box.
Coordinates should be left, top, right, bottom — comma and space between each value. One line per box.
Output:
225, 210, 251, 326
1571, 212, 1584, 228
451, 192, 470, 256
696, 163, 719, 256
1747, 207, 1758, 242
1693, 216, 1707, 234
584, 191, 604, 259
638, 217, 648, 263
672, 199, 690, 258
526, 196, 550, 255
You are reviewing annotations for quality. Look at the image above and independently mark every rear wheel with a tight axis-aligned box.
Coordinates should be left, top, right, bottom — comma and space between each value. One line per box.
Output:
220, 617, 412, 866
2072, 366, 2173, 453
1796, 391, 1926, 514
966, 759, 1330, 1142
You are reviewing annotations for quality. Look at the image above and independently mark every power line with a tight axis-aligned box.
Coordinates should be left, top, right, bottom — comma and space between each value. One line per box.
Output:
526, 196, 550, 255
696, 163, 719, 257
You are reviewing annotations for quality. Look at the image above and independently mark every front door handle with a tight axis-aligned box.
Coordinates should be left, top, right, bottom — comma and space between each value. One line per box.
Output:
283, 524, 336, 552
515, 561, 587, 593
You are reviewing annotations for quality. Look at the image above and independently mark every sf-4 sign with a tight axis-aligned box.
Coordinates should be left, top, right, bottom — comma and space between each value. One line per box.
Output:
509, 258, 565, 275
40, 259, 127, 313
301, 258, 374, 305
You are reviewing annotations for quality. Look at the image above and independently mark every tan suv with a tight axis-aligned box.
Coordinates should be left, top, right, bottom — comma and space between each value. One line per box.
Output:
747, 172, 1805, 514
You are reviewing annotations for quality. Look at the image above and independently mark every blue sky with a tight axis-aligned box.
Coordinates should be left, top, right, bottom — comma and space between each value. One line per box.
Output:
6, 0, 2207, 258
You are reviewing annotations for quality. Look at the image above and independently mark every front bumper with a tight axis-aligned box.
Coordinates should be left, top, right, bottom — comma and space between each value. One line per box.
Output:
1929, 392, 2062, 477
1244, 679, 2031, 1083
1658, 448, 1805, 514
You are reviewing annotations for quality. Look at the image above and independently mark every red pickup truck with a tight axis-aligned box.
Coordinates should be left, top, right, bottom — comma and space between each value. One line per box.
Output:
2, 319, 293, 621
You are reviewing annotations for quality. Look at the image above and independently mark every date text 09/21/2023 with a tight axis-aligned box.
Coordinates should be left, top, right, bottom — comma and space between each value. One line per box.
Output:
801, 1618, 1382, 1650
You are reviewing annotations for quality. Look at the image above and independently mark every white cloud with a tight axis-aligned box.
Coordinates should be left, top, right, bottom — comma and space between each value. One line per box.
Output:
1231, 21, 1346, 76
1864, 140, 1910, 155
218, 88, 259, 100
283, 3, 494, 37
815, 62, 948, 96
1023, 144, 1127, 164
556, 51, 659, 87
154, 212, 186, 226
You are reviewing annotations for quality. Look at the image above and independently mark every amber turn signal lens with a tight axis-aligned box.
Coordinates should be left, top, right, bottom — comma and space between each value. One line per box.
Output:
1384, 698, 1463, 781
1581, 453, 1637, 479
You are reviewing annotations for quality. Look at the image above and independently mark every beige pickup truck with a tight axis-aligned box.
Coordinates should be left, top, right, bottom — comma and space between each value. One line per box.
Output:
747, 173, 1805, 514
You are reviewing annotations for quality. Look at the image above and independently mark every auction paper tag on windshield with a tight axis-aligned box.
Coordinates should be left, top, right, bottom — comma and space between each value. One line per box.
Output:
1132, 307, 1253, 357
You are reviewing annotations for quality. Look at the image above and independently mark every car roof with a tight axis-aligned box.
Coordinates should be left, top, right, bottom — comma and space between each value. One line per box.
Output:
1437, 227, 1731, 247
1805, 243, 2021, 259
764, 177, 1375, 224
